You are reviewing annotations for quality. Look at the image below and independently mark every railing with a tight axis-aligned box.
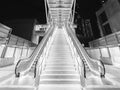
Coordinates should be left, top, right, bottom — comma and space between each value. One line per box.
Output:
99, 60, 105, 78
34, 26, 56, 86
76, 56, 86, 86
89, 31, 120, 47
63, 26, 86, 87
34, 34, 54, 78
86, 43, 120, 66
15, 24, 55, 77
65, 24, 105, 78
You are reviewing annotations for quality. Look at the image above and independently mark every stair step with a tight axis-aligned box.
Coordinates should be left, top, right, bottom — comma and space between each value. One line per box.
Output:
45, 66, 75, 68
40, 78, 80, 81
47, 60, 74, 62
46, 61, 74, 63
45, 64, 75, 66
42, 71, 78, 75
48, 58, 73, 60
39, 81, 80, 84
40, 75, 80, 79
41, 71, 79, 76
40, 79, 80, 82
44, 67, 76, 71
38, 84, 82, 90
47, 58, 73, 59
49, 52, 72, 54
44, 69, 77, 72
41, 74, 79, 76
45, 63, 75, 65
46, 62, 74, 64
49, 54, 72, 55
50, 53, 71, 55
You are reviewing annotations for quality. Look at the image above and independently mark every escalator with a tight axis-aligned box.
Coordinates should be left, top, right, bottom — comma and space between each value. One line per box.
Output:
0, 25, 55, 90
34, 26, 114, 89
65, 25, 120, 89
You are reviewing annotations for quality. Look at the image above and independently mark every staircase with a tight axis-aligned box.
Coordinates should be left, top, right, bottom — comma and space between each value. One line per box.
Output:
1, 28, 120, 90
38, 28, 82, 89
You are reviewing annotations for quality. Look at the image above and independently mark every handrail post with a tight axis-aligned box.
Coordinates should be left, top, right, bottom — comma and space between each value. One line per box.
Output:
65, 26, 86, 87
80, 65, 86, 87
99, 60, 105, 78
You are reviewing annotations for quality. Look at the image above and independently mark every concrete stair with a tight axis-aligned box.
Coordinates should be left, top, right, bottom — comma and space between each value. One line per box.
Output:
1, 27, 120, 90
38, 28, 81, 90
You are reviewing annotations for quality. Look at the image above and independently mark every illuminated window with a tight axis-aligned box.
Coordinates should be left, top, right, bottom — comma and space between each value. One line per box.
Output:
99, 11, 108, 24
103, 23, 112, 36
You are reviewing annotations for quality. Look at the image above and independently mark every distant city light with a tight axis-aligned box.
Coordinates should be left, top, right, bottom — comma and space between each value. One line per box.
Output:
102, 1, 104, 3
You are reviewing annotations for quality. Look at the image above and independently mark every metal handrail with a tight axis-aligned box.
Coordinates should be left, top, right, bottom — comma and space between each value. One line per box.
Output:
63, 26, 86, 87
66, 24, 105, 78
76, 57, 86, 86
34, 26, 57, 86
15, 24, 55, 77
33, 25, 55, 79
99, 60, 105, 77
65, 26, 87, 80
34, 52, 42, 78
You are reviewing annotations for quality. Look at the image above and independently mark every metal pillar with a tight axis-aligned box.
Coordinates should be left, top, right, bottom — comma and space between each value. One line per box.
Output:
72, 0, 76, 24
44, 0, 49, 24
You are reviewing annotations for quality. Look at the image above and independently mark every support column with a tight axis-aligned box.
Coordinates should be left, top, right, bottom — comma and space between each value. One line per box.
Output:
72, 0, 76, 24
44, 0, 49, 24
96, 15, 104, 37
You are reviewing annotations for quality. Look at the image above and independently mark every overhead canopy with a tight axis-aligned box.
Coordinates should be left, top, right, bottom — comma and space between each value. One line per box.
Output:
46, 0, 75, 24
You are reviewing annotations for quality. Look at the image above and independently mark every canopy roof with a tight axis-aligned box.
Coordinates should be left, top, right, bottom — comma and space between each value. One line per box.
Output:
46, 0, 75, 24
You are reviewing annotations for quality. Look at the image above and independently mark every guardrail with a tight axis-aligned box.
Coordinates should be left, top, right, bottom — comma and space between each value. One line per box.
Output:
63, 25, 86, 87
85, 44, 120, 66
34, 26, 57, 86
99, 60, 105, 77
89, 31, 120, 47
15, 24, 55, 77
63, 27, 86, 86
65, 24, 105, 79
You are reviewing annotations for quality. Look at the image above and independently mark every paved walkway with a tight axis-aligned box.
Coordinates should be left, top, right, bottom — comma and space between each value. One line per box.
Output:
0, 65, 15, 83
0, 58, 120, 86
105, 65, 120, 84
0, 65, 15, 71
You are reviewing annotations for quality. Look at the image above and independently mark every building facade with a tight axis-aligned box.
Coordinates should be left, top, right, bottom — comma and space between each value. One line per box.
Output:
75, 18, 94, 46
96, 0, 120, 37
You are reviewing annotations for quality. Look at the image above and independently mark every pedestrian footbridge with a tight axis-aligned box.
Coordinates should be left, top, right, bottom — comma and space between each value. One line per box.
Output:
0, 25, 119, 90
0, 0, 120, 89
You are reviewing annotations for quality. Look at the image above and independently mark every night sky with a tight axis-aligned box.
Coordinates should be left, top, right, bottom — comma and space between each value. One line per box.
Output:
0, 0, 103, 40
0, 0, 46, 23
